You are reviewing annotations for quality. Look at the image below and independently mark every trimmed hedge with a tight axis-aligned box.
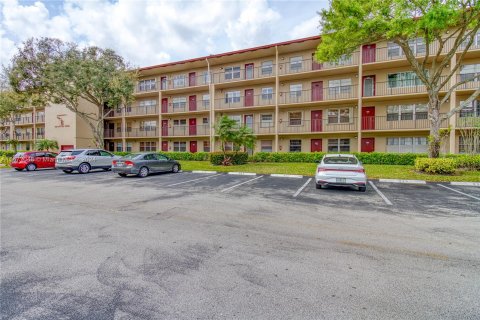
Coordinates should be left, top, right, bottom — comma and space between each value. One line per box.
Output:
0, 150, 20, 157
415, 158, 457, 174
210, 152, 248, 165
112, 151, 210, 161
451, 155, 480, 170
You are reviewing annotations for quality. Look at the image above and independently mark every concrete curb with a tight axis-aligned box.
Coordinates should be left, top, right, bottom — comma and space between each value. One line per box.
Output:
379, 179, 426, 184
227, 172, 257, 176
191, 170, 218, 174
450, 182, 480, 186
270, 174, 303, 178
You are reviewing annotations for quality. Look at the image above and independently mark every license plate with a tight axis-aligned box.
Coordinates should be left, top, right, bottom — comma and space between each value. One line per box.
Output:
336, 178, 346, 183
116, 162, 124, 166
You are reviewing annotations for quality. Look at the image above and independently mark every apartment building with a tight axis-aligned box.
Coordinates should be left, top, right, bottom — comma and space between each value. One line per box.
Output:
103, 34, 479, 154
0, 102, 96, 151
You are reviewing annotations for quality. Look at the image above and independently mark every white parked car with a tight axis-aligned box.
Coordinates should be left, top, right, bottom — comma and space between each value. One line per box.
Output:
315, 154, 367, 192
56, 149, 120, 174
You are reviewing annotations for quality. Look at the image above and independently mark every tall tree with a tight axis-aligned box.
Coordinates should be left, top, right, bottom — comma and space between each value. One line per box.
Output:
7, 38, 137, 148
316, 0, 480, 157
215, 115, 256, 163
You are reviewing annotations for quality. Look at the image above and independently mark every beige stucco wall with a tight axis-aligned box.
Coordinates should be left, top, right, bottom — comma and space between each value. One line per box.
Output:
45, 103, 77, 148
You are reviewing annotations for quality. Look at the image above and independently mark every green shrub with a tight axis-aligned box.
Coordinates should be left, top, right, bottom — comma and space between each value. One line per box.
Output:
210, 152, 248, 165
0, 155, 12, 167
353, 152, 427, 165
452, 155, 480, 170
113, 151, 130, 156
249, 152, 326, 163
0, 150, 18, 157
414, 158, 457, 174
160, 152, 210, 161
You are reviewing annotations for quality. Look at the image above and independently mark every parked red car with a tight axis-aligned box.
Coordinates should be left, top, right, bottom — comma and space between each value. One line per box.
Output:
11, 151, 58, 171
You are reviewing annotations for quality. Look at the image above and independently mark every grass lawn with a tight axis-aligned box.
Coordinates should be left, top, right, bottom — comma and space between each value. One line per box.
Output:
180, 161, 480, 182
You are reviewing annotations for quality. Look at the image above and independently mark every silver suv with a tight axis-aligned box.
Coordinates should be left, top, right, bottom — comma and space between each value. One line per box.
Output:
56, 149, 120, 174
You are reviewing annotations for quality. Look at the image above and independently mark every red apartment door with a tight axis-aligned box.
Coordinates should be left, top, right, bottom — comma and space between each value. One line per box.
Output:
189, 95, 197, 111
312, 53, 322, 70
311, 110, 323, 132
189, 118, 197, 136
189, 72, 196, 86
161, 98, 168, 113
190, 141, 197, 153
162, 141, 168, 152
311, 81, 323, 101
362, 106, 375, 130
362, 75, 375, 97
362, 44, 376, 63
162, 119, 169, 136
311, 139, 322, 152
361, 138, 375, 153
160, 76, 167, 90
245, 63, 254, 80
244, 89, 254, 107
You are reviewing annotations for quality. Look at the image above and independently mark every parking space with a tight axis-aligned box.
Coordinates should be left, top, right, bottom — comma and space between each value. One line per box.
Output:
1, 168, 479, 217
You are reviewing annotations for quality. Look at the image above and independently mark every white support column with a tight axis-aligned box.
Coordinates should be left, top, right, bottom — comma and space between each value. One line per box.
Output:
121, 101, 126, 151
449, 54, 457, 154
357, 45, 363, 152
206, 57, 215, 152
274, 46, 280, 152
158, 89, 162, 152
32, 106, 37, 145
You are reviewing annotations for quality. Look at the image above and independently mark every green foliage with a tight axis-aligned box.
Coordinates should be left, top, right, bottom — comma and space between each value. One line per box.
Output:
415, 158, 457, 174
0, 150, 17, 157
35, 139, 58, 151
159, 152, 210, 161
215, 115, 256, 164
451, 155, 480, 170
210, 152, 248, 165
0, 155, 12, 167
0, 91, 29, 122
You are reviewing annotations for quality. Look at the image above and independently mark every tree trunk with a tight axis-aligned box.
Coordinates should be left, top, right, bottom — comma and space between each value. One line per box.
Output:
428, 96, 442, 158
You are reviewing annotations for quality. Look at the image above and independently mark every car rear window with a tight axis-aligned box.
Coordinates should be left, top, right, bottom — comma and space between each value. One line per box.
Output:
122, 153, 143, 159
324, 157, 358, 165
13, 153, 25, 158
58, 150, 83, 156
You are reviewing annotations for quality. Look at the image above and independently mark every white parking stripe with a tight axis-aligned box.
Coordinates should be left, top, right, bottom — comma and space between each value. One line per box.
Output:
167, 173, 223, 187
369, 181, 393, 205
293, 178, 312, 198
221, 175, 263, 192
437, 184, 480, 201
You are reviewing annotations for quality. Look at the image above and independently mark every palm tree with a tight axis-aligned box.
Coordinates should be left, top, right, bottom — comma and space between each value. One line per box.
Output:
35, 139, 58, 151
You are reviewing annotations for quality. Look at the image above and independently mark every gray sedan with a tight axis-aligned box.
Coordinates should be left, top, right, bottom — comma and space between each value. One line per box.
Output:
112, 153, 181, 178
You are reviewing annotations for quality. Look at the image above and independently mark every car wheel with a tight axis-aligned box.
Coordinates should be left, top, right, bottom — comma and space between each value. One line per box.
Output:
14, 168, 23, 171
316, 183, 322, 189
63, 170, 73, 174
171, 164, 180, 173
359, 186, 367, 192
26, 163, 37, 171
137, 166, 149, 178
118, 173, 127, 177
78, 163, 91, 174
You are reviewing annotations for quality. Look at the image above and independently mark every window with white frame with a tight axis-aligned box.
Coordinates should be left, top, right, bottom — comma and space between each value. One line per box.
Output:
459, 64, 480, 82
261, 60, 273, 75
116, 142, 123, 152
228, 115, 242, 126
289, 56, 303, 71
261, 87, 273, 100
225, 91, 241, 104
387, 104, 428, 121
260, 114, 273, 128
224, 66, 241, 80
126, 142, 132, 152
173, 74, 186, 88
202, 94, 210, 108
408, 38, 426, 55
138, 100, 157, 113
289, 112, 302, 126
203, 141, 210, 152
289, 139, 302, 152
328, 139, 350, 152
172, 97, 187, 110
388, 72, 423, 88
140, 141, 157, 151
328, 108, 352, 124
328, 79, 352, 95
461, 31, 480, 49
140, 121, 157, 131
387, 42, 402, 58
459, 100, 480, 117
138, 79, 156, 91
289, 84, 302, 98
173, 141, 187, 152
386, 137, 427, 153
202, 118, 209, 124
173, 119, 187, 126
261, 140, 273, 152
202, 71, 211, 84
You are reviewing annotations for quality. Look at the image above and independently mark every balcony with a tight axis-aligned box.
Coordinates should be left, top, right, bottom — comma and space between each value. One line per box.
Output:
15, 117, 33, 125
161, 124, 209, 137
15, 133, 34, 140
104, 129, 122, 138
371, 77, 449, 98
125, 128, 159, 138
279, 86, 358, 105
35, 115, 45, 123
456, 74, 480, 91
215, 94, 274, 110
163, 74, 210, 90
279, 119, 358, 134
0, 134, 10, 140
135, 82, 158, 94
279, 54, 359, 75
104, 108, 123, 117
163, 100, 210, 113
367, 40, 454, 64
361, 115, 448, 131
456, 115, 480, 128
125, 105, 158, 117
36, 133, 45, 139
212, 65, 275, 85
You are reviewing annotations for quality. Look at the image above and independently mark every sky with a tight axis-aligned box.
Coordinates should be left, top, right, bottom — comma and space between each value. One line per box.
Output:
0, 0, 328, 68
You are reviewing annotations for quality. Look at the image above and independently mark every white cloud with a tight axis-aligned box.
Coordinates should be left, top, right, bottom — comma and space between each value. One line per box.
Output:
0, 0, 287, 67
289, 15, 320, 40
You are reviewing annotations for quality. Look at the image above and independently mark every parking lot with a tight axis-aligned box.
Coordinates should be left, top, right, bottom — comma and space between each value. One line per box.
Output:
1, 168, 480, 319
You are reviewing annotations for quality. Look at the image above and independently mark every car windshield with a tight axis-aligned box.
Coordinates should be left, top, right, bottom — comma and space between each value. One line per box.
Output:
323, 157, 358, 165
122, 153, 143, 159
13, 153, 25, 158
